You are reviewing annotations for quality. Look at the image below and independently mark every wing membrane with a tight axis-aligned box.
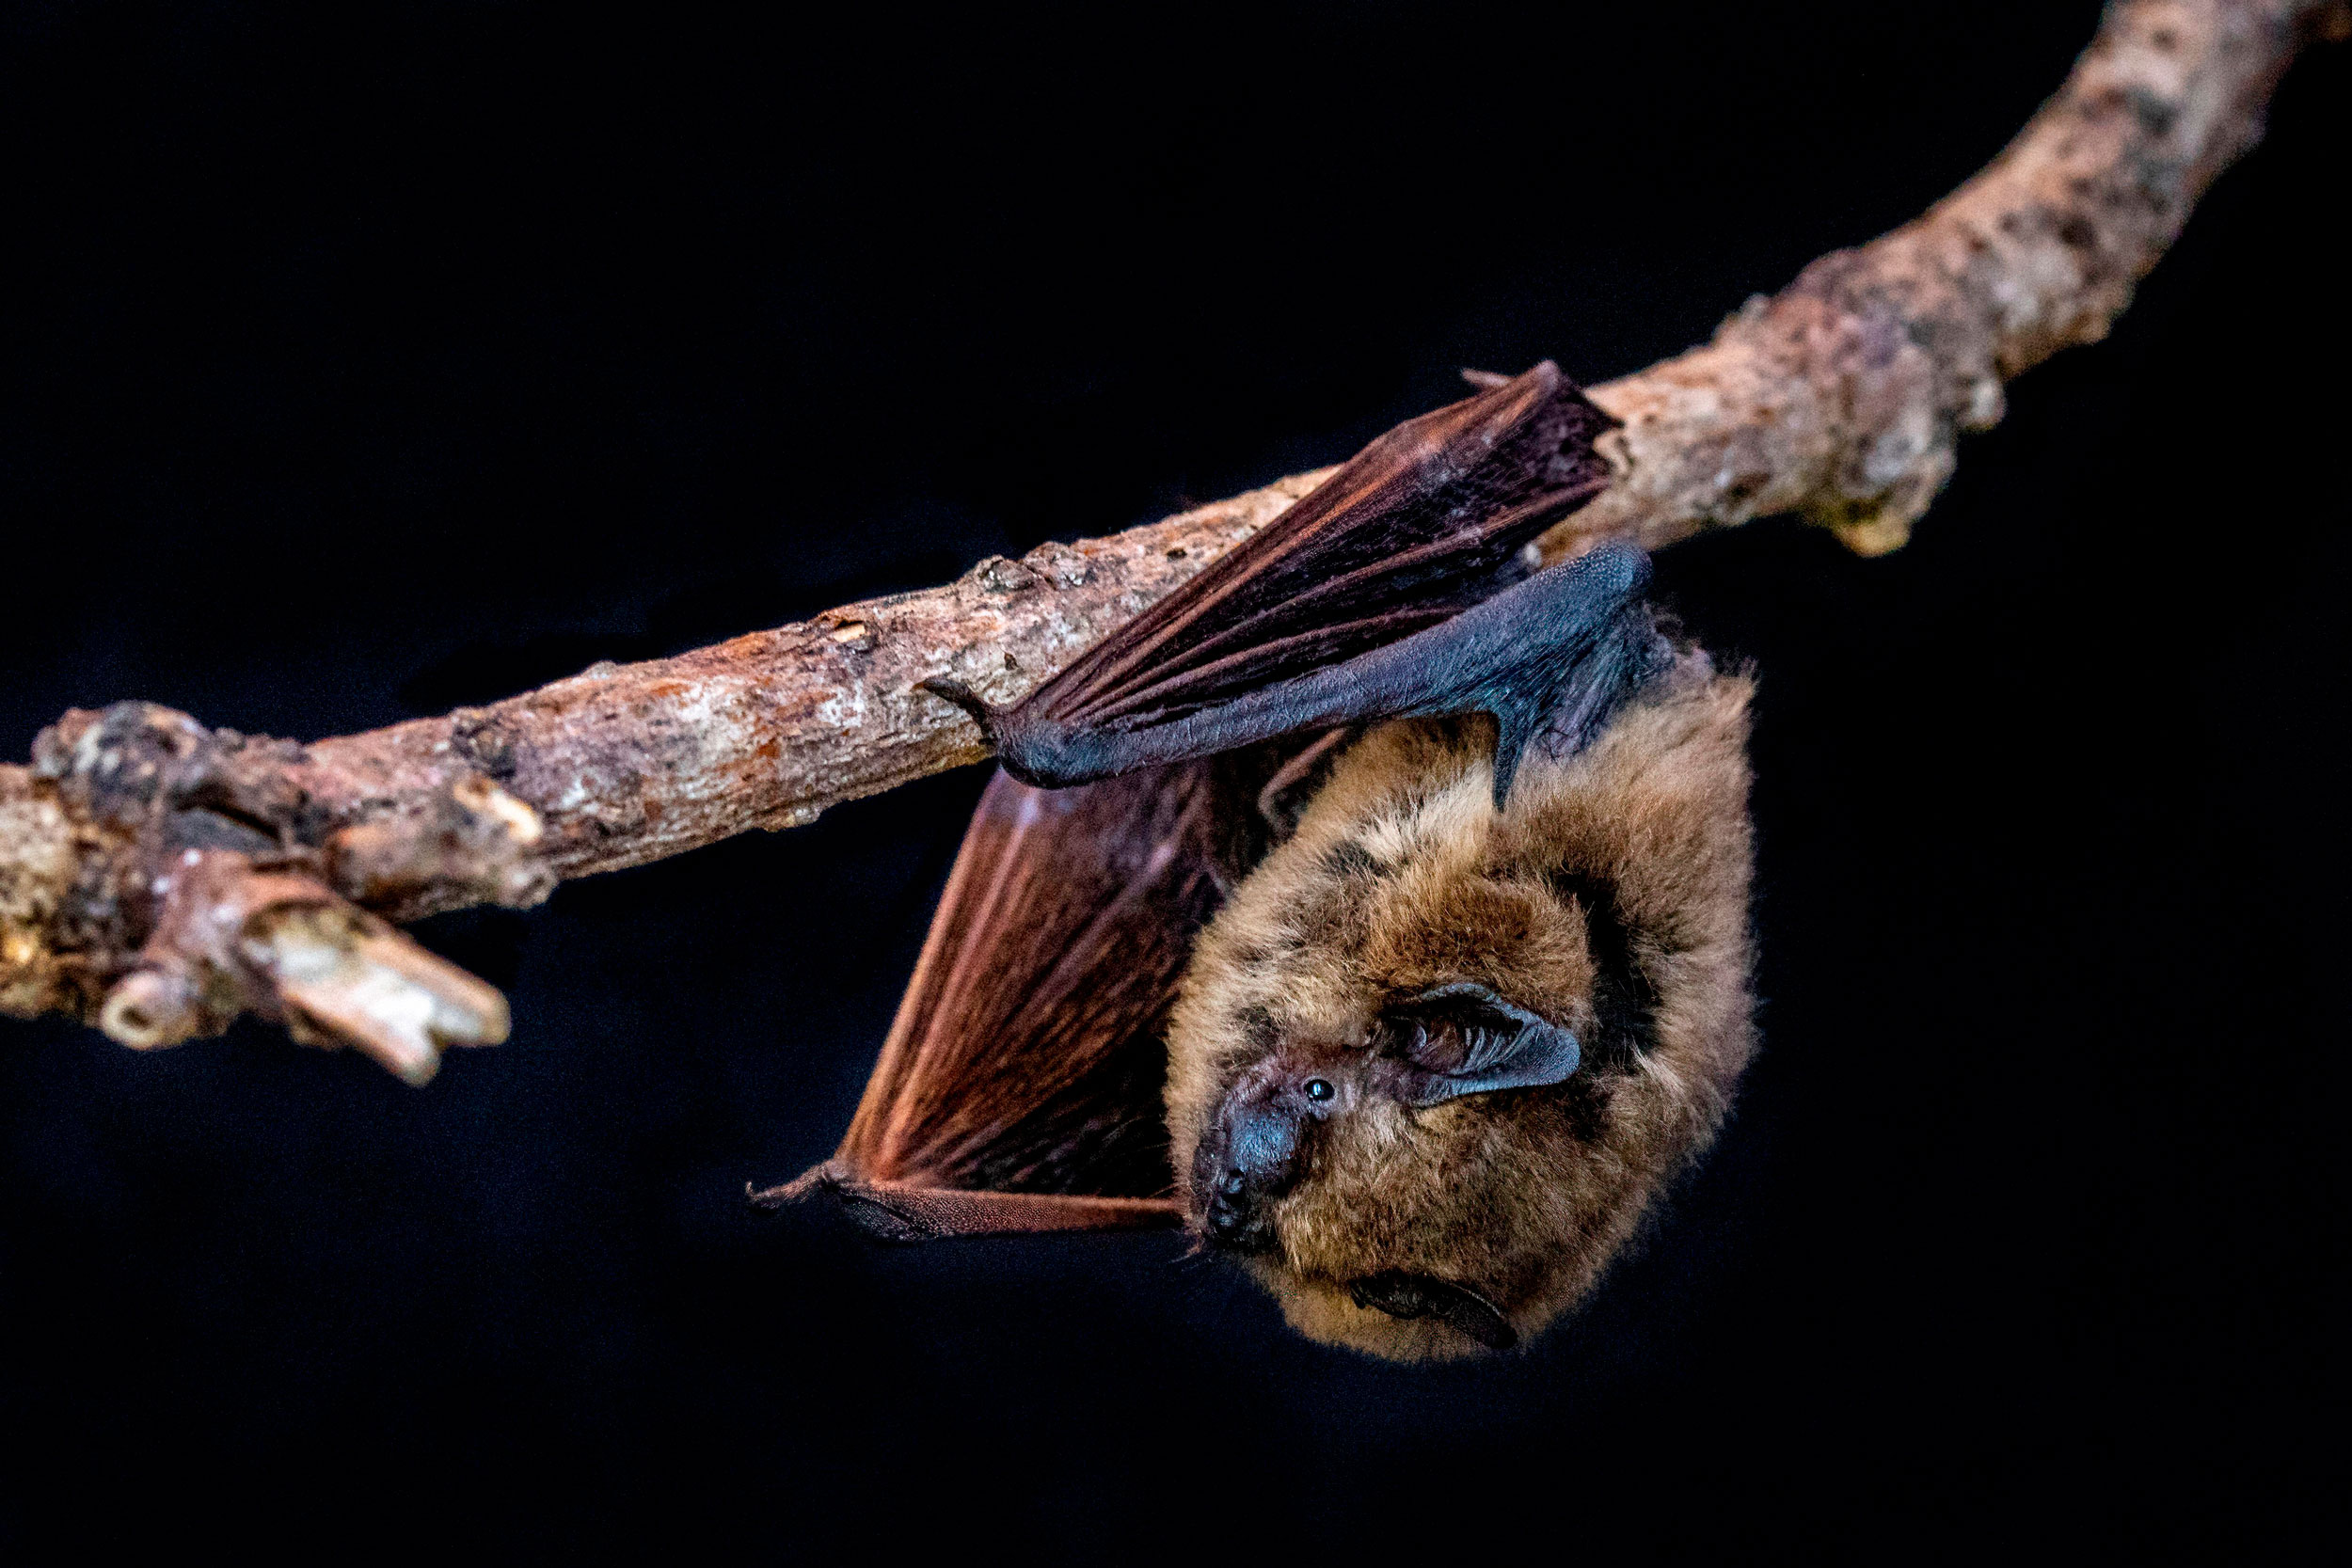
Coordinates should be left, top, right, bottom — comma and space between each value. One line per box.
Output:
930, 361, 1623, 790
1035, 361, 1610, 726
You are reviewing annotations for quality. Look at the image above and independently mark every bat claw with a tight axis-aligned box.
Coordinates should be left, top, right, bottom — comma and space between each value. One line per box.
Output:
918, 677, 1000, 741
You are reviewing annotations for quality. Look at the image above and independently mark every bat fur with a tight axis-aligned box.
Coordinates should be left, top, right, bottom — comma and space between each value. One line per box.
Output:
1165, 651, 1755, 1361
777, 366, 1759, 1364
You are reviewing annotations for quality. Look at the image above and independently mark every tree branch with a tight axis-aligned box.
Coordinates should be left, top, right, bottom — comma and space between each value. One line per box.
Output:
4, 0, 2342, 1078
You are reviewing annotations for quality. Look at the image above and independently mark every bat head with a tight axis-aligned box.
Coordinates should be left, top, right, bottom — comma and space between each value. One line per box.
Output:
1165, 678, 1754, 1362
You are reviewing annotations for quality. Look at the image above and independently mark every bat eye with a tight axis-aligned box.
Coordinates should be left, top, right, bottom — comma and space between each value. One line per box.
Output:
1303, 1078, 1333, 1102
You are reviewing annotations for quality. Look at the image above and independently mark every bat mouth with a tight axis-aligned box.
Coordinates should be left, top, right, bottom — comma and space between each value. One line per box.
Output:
1189, 1161, 1281, 1255
1199, 1210, 1278, 1257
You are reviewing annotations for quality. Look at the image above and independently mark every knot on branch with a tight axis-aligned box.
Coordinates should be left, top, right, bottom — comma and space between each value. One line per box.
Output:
35, 701, 316, 843
28, 701, 557, 920
4, 701, 550, 1081
326, 771, 555, 920
1731, 261, 1970, 558
101, 850, 509, 1085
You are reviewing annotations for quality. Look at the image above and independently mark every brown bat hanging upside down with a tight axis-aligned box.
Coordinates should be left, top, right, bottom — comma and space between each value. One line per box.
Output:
755, 363, 1755, 1362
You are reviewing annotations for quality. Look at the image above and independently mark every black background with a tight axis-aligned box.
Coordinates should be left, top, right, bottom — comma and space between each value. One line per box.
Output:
2, 2, 2341, 1555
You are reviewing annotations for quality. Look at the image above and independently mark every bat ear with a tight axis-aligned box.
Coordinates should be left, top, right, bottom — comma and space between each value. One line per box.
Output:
1348, 1271, 1518, 1351
1381, 981, 1581, 1104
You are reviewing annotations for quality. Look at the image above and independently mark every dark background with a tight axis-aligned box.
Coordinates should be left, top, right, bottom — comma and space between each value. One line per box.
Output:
2, 1, 2341, 1554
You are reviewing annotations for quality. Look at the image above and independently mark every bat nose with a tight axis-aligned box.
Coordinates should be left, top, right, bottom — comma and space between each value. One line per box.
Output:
1227, 1101, 1304, 1190
1196, 1081, 1312, 1250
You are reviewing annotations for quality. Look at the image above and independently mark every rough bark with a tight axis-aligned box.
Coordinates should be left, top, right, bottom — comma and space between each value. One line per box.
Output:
3, 0, 2342, 1079
1554, 0, 2346, 560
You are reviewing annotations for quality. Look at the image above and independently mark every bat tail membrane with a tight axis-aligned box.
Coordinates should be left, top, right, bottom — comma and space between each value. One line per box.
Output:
968, 539, 1668, 810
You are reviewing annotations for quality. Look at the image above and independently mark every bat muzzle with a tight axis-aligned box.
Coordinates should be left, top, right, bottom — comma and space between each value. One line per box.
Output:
1192, 1056, 1355, 1253
1191, 1103, 1295, 1253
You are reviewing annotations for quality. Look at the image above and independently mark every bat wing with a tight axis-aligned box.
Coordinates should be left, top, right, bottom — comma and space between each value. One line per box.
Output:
755, 755, 1295, 1238
925, 361, 1656, 804
765, 365, 1645, 1238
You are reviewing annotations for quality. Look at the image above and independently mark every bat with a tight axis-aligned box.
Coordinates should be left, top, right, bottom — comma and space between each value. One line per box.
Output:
755, 362, 1756, 1361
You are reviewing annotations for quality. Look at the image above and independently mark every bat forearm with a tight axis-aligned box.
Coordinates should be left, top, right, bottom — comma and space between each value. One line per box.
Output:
2, 0, 2338, 1063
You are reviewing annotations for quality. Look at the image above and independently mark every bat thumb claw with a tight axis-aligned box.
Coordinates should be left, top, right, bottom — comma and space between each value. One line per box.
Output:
918, 677, 1000, 739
